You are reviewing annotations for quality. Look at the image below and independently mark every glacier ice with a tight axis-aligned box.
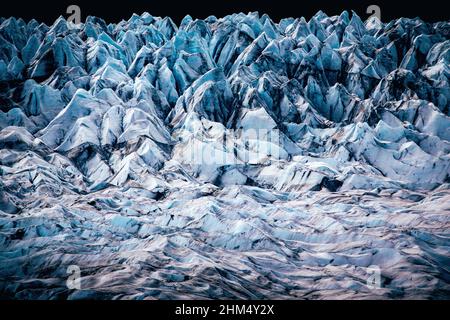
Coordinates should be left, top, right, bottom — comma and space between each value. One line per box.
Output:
0, 11, 449, 299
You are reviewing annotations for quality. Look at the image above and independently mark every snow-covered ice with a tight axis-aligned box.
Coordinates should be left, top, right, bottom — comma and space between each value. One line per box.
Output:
0, 11, 449, 299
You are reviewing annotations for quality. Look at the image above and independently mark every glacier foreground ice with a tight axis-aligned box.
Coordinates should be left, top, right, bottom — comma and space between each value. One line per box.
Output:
0, 11, 449, 299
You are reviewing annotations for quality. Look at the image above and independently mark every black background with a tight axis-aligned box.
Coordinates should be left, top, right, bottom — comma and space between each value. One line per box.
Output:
1, 0, 448, 24
1, 300, 448, 319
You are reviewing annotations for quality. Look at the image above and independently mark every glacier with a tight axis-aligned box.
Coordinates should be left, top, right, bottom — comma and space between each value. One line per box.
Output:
0, 11, 449, 299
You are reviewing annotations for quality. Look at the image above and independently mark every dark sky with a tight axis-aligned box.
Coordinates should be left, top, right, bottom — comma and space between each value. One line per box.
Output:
1, 0, 447, 24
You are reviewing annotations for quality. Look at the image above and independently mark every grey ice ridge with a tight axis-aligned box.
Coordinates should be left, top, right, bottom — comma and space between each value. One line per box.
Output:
0, 11, 449, 299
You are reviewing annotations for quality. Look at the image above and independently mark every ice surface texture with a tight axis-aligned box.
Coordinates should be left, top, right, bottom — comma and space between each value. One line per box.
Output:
0, 11, 449, 299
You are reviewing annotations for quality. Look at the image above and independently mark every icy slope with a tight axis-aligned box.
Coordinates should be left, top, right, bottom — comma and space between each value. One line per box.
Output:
0, 11, 449, 299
